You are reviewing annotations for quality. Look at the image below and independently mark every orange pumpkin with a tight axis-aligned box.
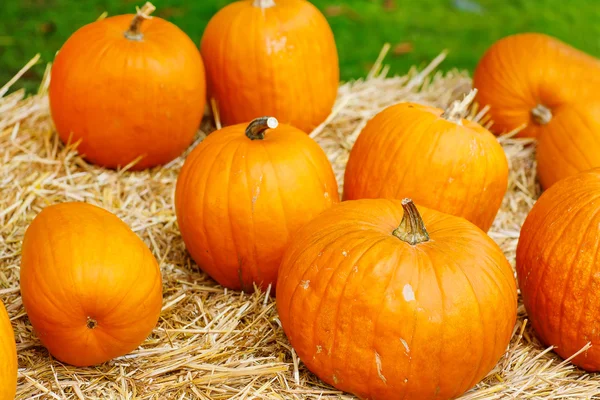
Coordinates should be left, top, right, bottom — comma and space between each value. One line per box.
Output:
20, 202, 163, 367
0, 301, 17, 400
200, 0, 339, 133
49, 2, 206, 170
175, 116, 339, 292
343, 93, 508, 232
473, 32, 600, 139
276, 198, 517, 400
516, 168, 600, 371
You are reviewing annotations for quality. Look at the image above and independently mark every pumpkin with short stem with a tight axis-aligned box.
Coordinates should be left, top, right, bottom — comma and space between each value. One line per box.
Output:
473, 32, 600, 139
175, 116, 339, 292
276, 198, 517, 400
49, 2, 206, 170
20, 202, 163, 367
0, 301, 17, 400
343, 90, 508, 232
200, 0, 339, 133
516, 168, 600, 371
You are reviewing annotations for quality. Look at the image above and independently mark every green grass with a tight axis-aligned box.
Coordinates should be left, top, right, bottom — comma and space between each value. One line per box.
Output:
2, 0, 600, 93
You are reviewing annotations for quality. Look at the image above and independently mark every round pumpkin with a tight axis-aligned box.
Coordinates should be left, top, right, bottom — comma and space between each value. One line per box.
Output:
49, 2, 206, 170
200, 0, 339, 133
0, 301, 17, 400
20, 202, 163, 367
343, 94, 508, 232
473, 32, 600, 139
175, 116, 339, 292
516, 168, 600, 371
276, 198, 517, 400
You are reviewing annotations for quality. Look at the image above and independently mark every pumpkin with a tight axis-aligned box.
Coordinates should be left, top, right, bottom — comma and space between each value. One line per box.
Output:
175, 116, 339, 292
0, 301, 17, 400
516, 168, 600, 371
276, 198, 517, 400
49, 2, 206, 170
20, 202, 163, 367
473, 32, 600, 139
343, 91, 508, 232
200, 0, 339, 133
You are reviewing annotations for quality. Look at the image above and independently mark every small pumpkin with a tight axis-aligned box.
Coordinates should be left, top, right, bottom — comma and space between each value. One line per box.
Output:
200, 0, 339, 133
473, 32, 600, 139
0, 301, 17, 400
20, 202, 163, 367
49, 2, 206, 170
343, 91, 508, 232
175, 116, 339, 292
516, 168, 600, 371
276, 198, 517, 400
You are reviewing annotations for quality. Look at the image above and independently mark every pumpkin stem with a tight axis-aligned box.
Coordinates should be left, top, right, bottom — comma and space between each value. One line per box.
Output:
253, 0, 276, 8
393, 198, 430, 245
441, 89, 478, 125
531, 104, 552, 125
245, 117, 279, 140
124, 2, 156, 41
86, 317, 98, 330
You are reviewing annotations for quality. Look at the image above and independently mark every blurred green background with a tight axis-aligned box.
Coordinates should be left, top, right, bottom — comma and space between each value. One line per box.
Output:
2, 0, 600, 93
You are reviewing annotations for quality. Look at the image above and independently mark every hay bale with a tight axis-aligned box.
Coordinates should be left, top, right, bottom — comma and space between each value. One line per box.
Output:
2, 47, 600, 399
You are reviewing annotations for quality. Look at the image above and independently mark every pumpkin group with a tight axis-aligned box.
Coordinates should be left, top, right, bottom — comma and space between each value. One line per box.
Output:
516, 168, 600, 371
175, 117, 339, 292
343, 93, 508, 232
20, 202, 163, 367
276, 198, 518, 400
49, 2, 206, 170
200, 0, 339, 133
0, 301, 17, 400
473, 33, 600, 189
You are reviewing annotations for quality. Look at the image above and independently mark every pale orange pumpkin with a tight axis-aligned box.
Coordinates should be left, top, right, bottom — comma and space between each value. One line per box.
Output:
49, 2, 206, 170
0, 301, 17, 400
20, 202, 163, 367
200, 0, 339, 133
277, 198, 517, 399
175, 117, 339, 292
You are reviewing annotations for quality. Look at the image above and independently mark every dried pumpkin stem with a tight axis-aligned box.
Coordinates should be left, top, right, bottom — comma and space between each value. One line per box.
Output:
124, 2, 156, 41
86, 317, 97, 330
393, 198, 430, 245
442, 88, 478, 125
246, 117, 279, 140
531, 104, 552, 125
253, 0, 276, 8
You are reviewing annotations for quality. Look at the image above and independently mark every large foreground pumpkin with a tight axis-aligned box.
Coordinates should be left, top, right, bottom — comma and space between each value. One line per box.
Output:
200, 0, 339, 133
175, 117, 339, 292
20, 202, 163, 367
49, 2, 206, 170
277, 198, 517, 400
343, 92, 508, 232
516, 168, 600, 371
0, 301, 17, 400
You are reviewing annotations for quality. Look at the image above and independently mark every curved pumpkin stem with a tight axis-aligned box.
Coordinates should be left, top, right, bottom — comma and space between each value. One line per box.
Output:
246, 117, 279, 140
393, 199, 430, 245
124, 2, 156, 41
253, 0, 276, 8
531, 104, 552, 125
442, 89, 478, 125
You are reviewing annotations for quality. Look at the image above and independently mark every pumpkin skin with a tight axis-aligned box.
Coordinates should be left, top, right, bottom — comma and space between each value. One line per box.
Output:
20, 202, 163, 367
49, 4, 206, 170
0, 301, 17, 400
276, 198, 517, 400
516, 168, 600, 371
473, 32, 600, 139
200, 0, 339, 133
343, 101, 508, 232
175, 117, 339, 292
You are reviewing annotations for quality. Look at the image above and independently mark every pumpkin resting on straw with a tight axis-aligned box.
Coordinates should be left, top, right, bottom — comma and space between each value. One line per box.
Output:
0, 301, 17, 400
276, 198, 517, 400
